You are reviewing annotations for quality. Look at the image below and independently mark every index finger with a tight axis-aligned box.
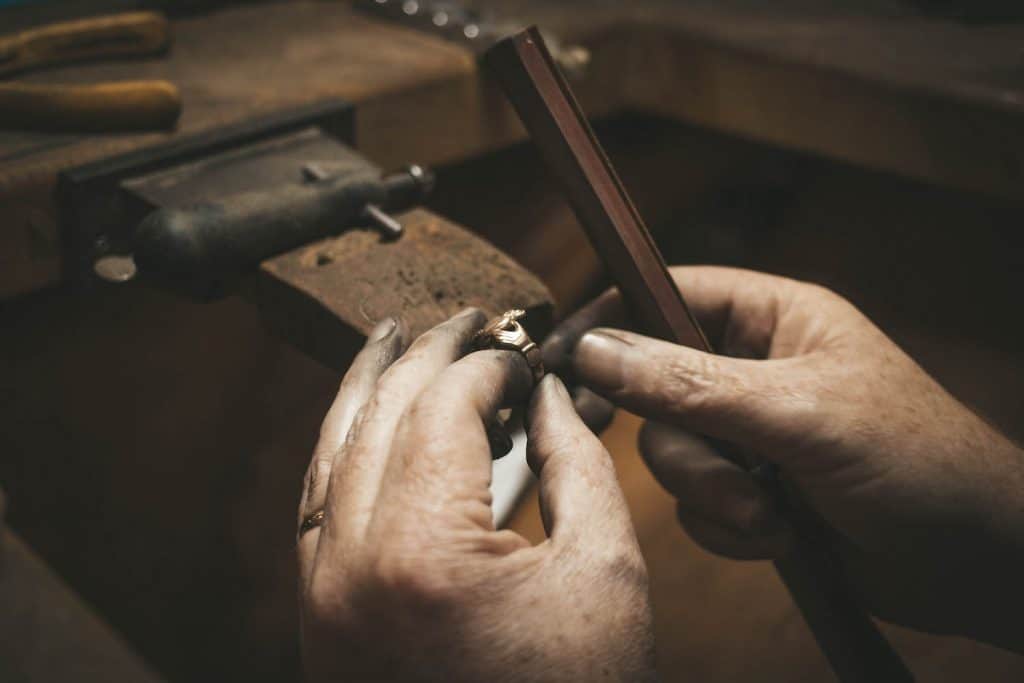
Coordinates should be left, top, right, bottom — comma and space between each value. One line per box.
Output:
543, 265, 796, 364
373, 350, 534, 532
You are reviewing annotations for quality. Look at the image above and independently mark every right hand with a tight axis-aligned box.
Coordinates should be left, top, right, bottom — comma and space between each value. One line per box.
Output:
544, 266, 1024, 652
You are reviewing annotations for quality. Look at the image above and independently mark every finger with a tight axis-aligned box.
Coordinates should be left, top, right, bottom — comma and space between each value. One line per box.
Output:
662, 266, 791, 357
374, 350, 534, 536
638, 421, 786, 537
319, 308, 488, 550
299, 317, 407, 529
571, 327, 816, 455
543, 266, 798, 369
319, 318, 408, 454
663, 266, 860, 358
542, 287, 626, 375
572, 386, 615, 434
534, 287, 618, 434
676, 504, 792, 560
526, 374, 638, 553
298, 318, 408, 584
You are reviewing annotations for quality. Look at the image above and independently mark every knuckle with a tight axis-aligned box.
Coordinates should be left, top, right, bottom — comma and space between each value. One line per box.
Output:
594, 547, 649, 594
398, 322, 457, 359
425, 308, 485, 342
785, 274, 839, 304
786, 387, 830, 432
366, 375, 409, 417
798, 281, 858, 319
403, 388, 449, 429
409, 326, 444, 350
658, 353, 720, 414
528, 427, 604, 473
533, 428, 594, 459
766, 382, 834, 451
301, 450, 333, 501
370, 548, 457, 608
801, 281, 840, 302
383, 345, 427, 375
345, 404, 370, 443
306, 569, 353, 628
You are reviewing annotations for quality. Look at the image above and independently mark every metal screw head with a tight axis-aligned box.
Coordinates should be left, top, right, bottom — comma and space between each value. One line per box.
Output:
407, 164, 436, 195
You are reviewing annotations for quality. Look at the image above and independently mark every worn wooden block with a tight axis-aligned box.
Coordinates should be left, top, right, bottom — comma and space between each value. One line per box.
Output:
256, 208, 553, 371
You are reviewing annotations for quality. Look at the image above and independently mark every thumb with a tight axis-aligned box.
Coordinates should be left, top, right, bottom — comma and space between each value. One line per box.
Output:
571, 328, 811, 458
526, 375, 637, 551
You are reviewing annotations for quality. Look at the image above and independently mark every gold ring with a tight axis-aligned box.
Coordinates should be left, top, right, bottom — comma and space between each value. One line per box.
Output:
474, 309, 545, 384
299, 509, 325, 538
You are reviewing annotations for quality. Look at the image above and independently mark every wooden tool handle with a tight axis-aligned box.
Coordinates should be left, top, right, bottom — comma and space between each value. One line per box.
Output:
0, 81, 181, 132
0, 11, 171, 78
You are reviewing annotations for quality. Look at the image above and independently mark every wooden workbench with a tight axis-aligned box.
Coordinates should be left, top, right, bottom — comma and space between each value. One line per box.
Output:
3, 0, 1024, 300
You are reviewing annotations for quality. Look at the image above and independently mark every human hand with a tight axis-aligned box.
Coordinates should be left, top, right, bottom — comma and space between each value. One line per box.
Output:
545, 266, 1024, 651
297, 310, 656, 682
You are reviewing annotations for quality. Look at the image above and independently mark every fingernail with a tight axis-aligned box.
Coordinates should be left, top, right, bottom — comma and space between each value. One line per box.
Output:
573, 331, 627, 390
368, 317, 397, 343
539, 373, 569, 403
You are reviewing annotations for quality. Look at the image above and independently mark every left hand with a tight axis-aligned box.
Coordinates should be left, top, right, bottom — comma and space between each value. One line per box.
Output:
297, 310, 656, 682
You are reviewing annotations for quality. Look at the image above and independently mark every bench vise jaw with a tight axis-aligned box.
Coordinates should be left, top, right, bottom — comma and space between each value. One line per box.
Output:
58, 99, 434, 300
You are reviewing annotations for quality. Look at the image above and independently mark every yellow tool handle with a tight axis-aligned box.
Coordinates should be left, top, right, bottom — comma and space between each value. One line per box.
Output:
0, 80, 182, 132
0, 11, 171, 78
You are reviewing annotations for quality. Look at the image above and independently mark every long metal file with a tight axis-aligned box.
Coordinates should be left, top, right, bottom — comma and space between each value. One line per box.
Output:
483, 26, 914, 683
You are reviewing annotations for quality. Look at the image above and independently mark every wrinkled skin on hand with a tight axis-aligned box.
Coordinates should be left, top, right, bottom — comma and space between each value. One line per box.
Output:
544, 266, 1024, 653
298, 310, 656, 682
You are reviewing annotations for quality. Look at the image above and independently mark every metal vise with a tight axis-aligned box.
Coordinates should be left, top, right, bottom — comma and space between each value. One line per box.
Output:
59, 100, 434, 300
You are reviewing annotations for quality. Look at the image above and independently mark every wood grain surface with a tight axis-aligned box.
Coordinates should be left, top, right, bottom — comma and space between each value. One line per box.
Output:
257, 208, 554, 371
5, 1, 1024, 298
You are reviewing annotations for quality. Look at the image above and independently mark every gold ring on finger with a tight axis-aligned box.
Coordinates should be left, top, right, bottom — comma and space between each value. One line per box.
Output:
473, 309, 545, 385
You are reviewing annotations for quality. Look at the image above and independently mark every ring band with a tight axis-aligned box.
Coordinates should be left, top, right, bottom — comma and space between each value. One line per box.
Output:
299, 509, 325, 538
474, 309, 545, 384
